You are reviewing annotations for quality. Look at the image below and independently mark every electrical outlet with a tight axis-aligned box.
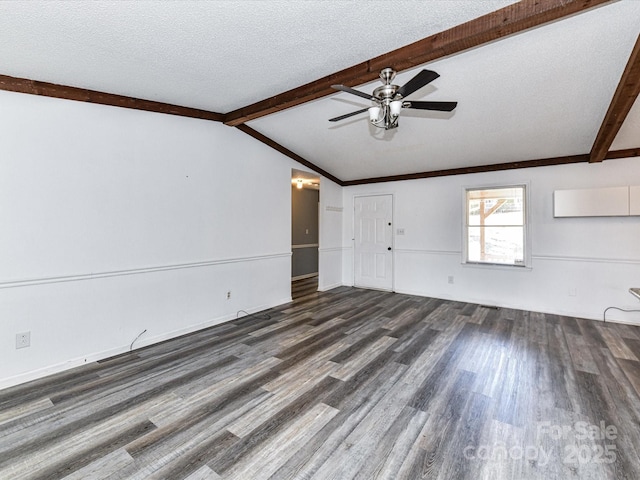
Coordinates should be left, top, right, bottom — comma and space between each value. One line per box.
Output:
226, 291, 231, 300
16, 331, 30, 349
448, 276, 454, 284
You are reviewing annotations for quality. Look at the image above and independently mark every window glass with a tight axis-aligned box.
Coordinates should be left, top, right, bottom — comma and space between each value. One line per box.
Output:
466, 186, 525, 266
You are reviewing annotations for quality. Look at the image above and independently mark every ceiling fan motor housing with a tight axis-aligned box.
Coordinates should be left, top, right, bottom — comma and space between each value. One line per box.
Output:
379, 67, 396, 84
374, 68, 401, 105
373, 84, 400, 104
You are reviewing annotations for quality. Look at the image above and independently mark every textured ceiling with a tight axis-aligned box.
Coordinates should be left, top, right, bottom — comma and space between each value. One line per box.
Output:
0, 0, 638, 183
0, 0, 516, 112
249, 0, 640, 181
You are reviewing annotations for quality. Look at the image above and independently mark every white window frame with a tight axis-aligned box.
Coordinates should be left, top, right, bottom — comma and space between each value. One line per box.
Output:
463, 184, 530, 268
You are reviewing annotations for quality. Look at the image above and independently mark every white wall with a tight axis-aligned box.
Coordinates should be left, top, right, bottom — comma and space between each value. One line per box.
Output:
0, 90, 316, 389
3, 86, 637, 390
342, 157, 640, 324
318, 177, 344, 291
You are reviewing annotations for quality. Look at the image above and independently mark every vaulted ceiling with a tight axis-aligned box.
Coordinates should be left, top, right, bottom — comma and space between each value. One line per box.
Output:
1, 0, 638, 185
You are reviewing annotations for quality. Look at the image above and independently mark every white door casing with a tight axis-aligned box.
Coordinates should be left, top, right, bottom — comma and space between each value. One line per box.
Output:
354, 194, 393, 291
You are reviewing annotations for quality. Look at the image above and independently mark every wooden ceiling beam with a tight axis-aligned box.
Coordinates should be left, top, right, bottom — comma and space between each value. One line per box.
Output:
342, 154, 590, 186
604, 147, 640, 160
589, 34, 640, 163
342, 148, 640, 186
223, 0, 612, 127
0, 74, 224, 122
1, 72, 636, 187
235, 125, 344, 186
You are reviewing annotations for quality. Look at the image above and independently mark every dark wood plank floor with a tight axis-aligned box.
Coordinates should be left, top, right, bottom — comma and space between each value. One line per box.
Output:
2, 284, 640, 479
291, 276, 318, 300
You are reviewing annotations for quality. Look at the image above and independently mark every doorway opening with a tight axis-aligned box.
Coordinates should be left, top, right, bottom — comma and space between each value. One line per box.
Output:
291, 169, 320, 297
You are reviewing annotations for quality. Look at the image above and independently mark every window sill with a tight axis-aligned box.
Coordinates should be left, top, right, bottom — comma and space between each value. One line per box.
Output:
462, 261, 532, 271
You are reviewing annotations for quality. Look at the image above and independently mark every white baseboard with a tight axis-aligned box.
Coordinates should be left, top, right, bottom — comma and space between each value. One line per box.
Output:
318, 282, 343, 292
0, 296, 291, 391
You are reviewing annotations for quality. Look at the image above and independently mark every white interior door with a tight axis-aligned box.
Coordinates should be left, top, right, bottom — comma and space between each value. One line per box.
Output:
354, 194, 393, 291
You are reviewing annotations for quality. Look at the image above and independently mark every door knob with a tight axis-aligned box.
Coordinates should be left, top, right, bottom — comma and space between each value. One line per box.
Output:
388, 247, 392, 251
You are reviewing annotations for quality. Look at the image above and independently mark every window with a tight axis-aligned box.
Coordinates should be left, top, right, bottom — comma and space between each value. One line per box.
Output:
466, 185, 526, 266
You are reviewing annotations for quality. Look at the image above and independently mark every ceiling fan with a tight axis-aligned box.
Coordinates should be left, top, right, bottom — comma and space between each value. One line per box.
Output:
329, 67, 457, 130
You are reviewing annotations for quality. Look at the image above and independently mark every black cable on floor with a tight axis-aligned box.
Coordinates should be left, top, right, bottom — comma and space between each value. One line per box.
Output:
130, 329, 147, 351
603, 307, 640, 323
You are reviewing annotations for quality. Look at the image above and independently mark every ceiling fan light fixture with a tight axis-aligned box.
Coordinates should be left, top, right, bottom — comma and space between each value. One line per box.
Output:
369, 106, 382, 124
390, 100, 403, 118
